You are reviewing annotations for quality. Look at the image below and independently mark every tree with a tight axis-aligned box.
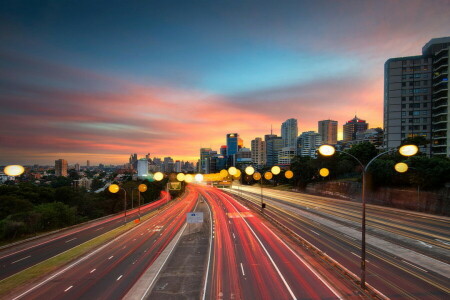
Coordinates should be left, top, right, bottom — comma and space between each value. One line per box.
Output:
0, 195, 34, 220
345, 142, 378, 166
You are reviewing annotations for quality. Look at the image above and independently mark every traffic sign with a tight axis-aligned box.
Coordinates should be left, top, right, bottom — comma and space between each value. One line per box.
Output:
187, 212, 203, 223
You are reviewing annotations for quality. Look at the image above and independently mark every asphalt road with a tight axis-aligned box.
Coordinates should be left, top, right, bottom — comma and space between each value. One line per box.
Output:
0, 192, 171, 281
10, 188, 197, 300
199, 186, 353, 299
228, 185, 450, 299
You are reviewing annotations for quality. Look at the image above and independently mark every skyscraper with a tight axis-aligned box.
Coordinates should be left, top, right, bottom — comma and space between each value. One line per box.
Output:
251, 137, 266, 168
226, 133, 239, 156
199, 148, 212, 173
137, 159, 148, 178
86, 160, 90, 167
297, 131, 322, 157
281, 118, 298, 147
318, 120, 338, 144
55, 159, 68, 177
343, 116, 368, 141
384, 37, 449, 156
265, 134, 283, 167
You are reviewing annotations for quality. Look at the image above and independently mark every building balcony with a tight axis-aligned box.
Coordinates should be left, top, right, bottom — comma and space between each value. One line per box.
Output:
432, 111, 448, 118
434, 47, 449, 57
433, 72, 448, 82
433, 79, 448, 87
434, 63, 448, 73
433, 85, 448, 94
433, 102, 448, 109
432, 136, 447, 140
433, 55, 449, 66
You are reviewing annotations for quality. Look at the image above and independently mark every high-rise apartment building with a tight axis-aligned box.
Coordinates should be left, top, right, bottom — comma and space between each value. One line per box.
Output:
343, 116, 368, 141
297, 131, 322, 157
281, 118, 298, 147
385, 37, 449, 156
137, 159, 149, 177
74, 163, 80, 172
318, 120, 338, 144
55, 159, 68, 177
86, 160, 90, 167
199, 148, 212, 173
251, 137, 266, 168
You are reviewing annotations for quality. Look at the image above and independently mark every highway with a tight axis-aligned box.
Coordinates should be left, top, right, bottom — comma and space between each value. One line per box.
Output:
199, 186, 354, 299
228, 185, 450, 299
10, 187, 197, 300
0, 191, 170, 281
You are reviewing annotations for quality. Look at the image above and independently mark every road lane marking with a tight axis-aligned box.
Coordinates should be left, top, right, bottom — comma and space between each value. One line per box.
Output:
90, 269, 96, 273
435, 239, 450, 246
65, 238, 77, 243
94, 227, 104, 231
310, 230, 320, 236
261, 223, 344, 300
64, 286, 73, 292
109, 256, 114, 260
11, 255, 31, 264
232, 233, 236, 239
240, 263, 245, 276
224, 199, 297, 300
133, 238, 136, 241
402, 260, 428, 272
419, 241, 433, 248
351, 252, 369, 262
117, 275, 123, 281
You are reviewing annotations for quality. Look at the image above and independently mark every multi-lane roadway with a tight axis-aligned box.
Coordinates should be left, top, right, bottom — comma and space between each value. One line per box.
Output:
228, 185, 450, 299
8, 188, 197, 300
200, 186, 355, 299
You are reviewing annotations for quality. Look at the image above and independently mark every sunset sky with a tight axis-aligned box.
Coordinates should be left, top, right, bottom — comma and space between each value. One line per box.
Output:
1, 1, 450, 165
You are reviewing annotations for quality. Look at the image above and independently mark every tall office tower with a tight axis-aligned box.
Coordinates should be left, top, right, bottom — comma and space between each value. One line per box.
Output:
137, 159, 149, 177
86, 160, 90, 167
251, 137, 266, 168
385, 37, 449, 156
163, 157, 174, 173
174, 160, 182, 172
220, 145, 227, 156
74, 163, 80, 172
297, 131, 322, 158
318, 120, 338, 144
281, 118, 298, 147
226, 133, 239, 156
145, 153, 150, 160
265, 135, 283, 167
343, 116, 368, 141
199, 148, 212, 173
55, 159, 68, 177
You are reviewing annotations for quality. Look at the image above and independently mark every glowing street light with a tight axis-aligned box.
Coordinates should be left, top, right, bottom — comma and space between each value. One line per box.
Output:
317, 143, 419, 288
184, 174, 194, 183
245, 166, 255, 176
137, 184, 147, 221
271, 166, 281, 175
319, 168, 330, 177
394, 162, 409, 173
177, 173, 185, 182
4, 165, 25, 177
228, 167, 237, 176
195, 173, 204, 182
285, 170, 294, 179
153, 172, 164, 181
264, 172, 273, 180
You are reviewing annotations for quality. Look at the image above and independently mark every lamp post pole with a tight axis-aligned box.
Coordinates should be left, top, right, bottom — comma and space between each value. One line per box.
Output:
122, 188, 127, 224
318, 144, 418, 289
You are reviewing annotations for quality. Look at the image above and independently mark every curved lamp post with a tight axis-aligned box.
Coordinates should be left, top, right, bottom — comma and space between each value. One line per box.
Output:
108, 184, 128, 224
318, 144, 418, 289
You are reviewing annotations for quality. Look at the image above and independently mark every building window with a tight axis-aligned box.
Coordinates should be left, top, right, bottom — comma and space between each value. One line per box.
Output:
402, 104, 406, 108
402, 111, 406, 116
415, 81, 420, 86
415, 96, 421, 100
401, 119, 406, 123
423, 103, 428, 108
409, 82, 414, 86
423, 80, 428, 85
423, 117, 428, 122
402, 82, 406, 87
401, 133, 406, 138
421, 110, 427, 115
423, 73, 428, 78
402, 97, 406, 101
409, 96, 413, 101
423, 125, 427, 130
423, 95, 428, 100
401, 126, 405, 131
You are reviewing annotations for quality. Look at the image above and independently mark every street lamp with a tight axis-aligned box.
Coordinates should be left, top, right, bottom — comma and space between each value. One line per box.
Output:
137, 183, 147, 221
4, 165, 25, 177
108, 184, 128, 224
318, 144, 418, 289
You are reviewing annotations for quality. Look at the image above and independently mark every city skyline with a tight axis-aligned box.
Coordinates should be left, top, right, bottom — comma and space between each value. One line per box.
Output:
1, 1, 450, 165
